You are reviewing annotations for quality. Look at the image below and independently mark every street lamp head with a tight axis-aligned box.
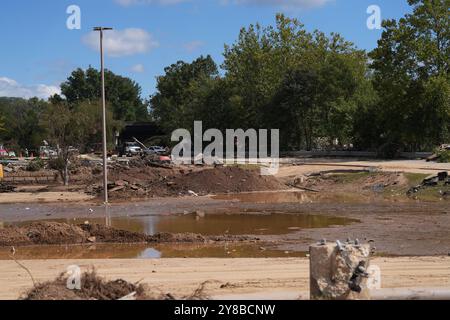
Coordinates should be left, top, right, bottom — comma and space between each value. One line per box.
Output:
93, 27, 113, 31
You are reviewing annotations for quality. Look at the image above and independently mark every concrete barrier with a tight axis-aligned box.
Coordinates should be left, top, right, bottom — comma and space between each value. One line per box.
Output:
310, 241, 371, 300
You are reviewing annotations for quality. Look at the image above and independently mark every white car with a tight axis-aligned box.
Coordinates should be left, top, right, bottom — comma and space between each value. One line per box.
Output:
124, 142, 142, 156
144, 146, 166, 155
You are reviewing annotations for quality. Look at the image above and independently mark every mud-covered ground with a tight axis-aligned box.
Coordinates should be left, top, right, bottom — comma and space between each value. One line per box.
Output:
2, 257, 450, 300
0, 221, 259, 247
1, 193, 450, 256
1, 163, 450, 256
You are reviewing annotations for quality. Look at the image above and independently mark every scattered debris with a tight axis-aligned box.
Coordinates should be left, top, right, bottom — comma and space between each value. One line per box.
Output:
0, 183, 16, 193
86, 166, 287, 199
23, 270, 149, 301
188, 190, 199, 197
407, 172, 450, 197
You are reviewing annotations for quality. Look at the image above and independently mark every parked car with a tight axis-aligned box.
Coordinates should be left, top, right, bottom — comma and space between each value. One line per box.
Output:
39, 146, 58, 157
143, 146, 166, 155
0, 146, 8, 157
121, 142, 142, 157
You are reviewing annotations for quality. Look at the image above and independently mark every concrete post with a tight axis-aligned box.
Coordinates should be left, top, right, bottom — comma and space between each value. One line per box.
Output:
310, 241, 371, 300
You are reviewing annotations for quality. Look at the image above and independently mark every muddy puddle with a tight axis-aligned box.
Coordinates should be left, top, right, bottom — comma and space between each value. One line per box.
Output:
4, 213, 357, 236
212, 191, 382, 204
0, 243, 307, 260
1, 212, 357, 259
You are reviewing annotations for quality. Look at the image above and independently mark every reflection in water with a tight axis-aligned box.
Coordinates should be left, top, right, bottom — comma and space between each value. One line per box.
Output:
1, 202, 358, 260
0, 243, 306, 260
213, 191, 313, 204
7, 213, 357, 236
212, 191, 379, 204
138, 248, 161, 259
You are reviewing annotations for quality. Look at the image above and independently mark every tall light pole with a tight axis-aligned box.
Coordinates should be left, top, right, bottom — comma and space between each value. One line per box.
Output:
94, 27, 113, 204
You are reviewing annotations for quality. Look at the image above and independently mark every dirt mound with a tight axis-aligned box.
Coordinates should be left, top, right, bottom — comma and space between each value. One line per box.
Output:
169, 166, 287, 195
149, 232, 206, 243
23, 270, 148, 300
0, 227, 31, 247
88, 166, 288, 200
0, 222, 87, 247
26, 222, 88, 245
0, 221, 260, 247
80, 223, 150, 243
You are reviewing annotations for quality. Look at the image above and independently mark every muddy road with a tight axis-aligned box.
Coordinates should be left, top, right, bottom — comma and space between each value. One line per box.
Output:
2, 257, 450, 300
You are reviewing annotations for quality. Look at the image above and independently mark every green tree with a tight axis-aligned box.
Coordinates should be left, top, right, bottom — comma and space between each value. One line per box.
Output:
223, 14, 373, 150
266, 68, 320, 150
222, 14, 310, 129
0, 97, 48, 153
150, 55, 219, 133
59, 67, 148, 121
43, 102, 103, 185
368, 0, 450, 152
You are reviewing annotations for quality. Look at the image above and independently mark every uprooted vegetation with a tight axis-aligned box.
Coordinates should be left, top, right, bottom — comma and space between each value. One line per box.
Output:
406, 172, 450, 200
290, 171, 407, 194
2, 160, 288, 199
0, 221, 259, 247
23, 270, 150, 300
290, 170, 450, 201
22, 269, 212, 300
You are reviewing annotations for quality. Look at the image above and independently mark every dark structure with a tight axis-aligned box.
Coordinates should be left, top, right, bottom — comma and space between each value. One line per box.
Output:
117, 122, 164, 147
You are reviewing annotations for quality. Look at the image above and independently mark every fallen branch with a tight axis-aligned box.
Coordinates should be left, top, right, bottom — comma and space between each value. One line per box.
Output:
288, 184, 320, 193
9, 250, 36, 287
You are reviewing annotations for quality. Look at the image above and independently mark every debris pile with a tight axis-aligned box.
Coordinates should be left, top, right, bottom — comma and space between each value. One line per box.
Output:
427, 145, 450, 163
0, 221, 260, 247
87, 166, 288, 199
23, 270, 150, 300
0, 183, 16, 193
407, 171, 450, 197
291, 171, 405, 194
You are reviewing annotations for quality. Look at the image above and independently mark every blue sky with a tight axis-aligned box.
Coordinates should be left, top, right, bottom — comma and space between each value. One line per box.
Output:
0, 0, 412, 99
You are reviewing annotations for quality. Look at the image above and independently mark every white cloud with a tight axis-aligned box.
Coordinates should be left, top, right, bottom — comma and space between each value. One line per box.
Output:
0, 77, 60, 99
115, 0, 190, 6
82, 28, 159, 57
130, 64, 145, 73
183, 40, 205, 53
222, 0, 332, 9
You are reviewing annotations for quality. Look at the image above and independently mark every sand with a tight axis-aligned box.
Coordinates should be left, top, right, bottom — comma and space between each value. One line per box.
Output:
276, 159, 450, 178
0, 192, 94, 204
0, 257, 449, 300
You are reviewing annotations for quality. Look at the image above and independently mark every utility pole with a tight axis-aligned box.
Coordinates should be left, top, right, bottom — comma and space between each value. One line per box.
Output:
94, 27, 113, 204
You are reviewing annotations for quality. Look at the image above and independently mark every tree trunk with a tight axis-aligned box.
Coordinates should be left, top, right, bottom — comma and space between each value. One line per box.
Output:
63, 160, 69, 186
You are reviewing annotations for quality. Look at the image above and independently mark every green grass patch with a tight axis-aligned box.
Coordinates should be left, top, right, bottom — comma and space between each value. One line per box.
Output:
330, 172, 374, 183
434, 149, 450, 163
403, 172, 429, 186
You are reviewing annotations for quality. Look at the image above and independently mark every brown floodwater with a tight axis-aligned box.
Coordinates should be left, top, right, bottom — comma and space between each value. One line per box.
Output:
1, 211, 357, 259
212, 191, 382, 204
5, 212, 358, 236
0, 243, 307, 260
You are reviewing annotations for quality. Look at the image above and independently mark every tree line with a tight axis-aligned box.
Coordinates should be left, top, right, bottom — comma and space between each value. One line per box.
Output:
0, 0, 448, 158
